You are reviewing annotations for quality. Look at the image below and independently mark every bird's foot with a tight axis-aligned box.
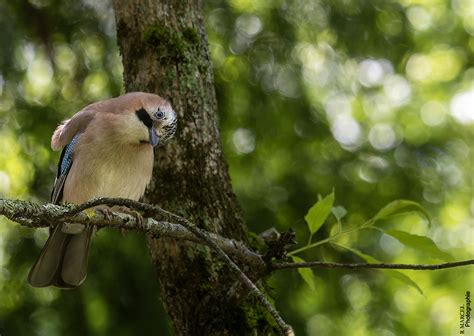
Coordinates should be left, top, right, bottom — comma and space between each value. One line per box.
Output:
116, 206, 145, 228
98, 207, 114, 221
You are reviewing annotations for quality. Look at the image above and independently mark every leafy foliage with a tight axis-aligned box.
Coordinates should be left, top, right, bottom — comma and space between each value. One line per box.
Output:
292, 196, 437, 295
291, 256, 315, 291
383, 229, 453, 261
370, 200, 431, 226
304, 191, 334, 237
335, 244, 424, 295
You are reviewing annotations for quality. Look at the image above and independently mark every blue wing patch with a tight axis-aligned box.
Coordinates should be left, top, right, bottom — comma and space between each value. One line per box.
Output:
59, 133, 81, 176
51, 133, 81, 203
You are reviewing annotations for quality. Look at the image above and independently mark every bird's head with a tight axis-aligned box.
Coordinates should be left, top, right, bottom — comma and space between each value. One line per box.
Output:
123, 93, 177, 147
50, 92, 178, 151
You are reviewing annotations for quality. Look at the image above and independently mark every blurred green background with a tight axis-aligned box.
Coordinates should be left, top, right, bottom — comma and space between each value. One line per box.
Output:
0, 0, 472, 335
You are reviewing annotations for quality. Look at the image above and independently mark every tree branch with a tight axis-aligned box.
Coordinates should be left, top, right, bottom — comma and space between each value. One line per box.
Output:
0, 198, 293, 336
0, 198, 265, 273
272, 259, 474, 271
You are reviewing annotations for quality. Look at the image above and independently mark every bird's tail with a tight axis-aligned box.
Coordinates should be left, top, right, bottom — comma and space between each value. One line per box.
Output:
28, 225, 93, 288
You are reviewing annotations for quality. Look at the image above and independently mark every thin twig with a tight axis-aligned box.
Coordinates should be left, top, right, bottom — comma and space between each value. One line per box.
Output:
272, 259, 474, 271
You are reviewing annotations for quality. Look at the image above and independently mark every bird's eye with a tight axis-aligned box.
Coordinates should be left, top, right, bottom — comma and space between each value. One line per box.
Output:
155, 110, 165, 119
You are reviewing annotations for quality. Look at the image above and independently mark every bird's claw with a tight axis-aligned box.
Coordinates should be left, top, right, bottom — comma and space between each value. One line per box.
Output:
99, 208, 114, 221
130, 210, 144, 228
116, 207, 145, 228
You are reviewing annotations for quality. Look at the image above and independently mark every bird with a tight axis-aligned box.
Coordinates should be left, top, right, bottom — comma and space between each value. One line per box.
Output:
28, 92, 177, 288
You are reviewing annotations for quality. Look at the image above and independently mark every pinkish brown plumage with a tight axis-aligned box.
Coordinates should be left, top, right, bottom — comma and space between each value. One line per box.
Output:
28, 92, 177, 288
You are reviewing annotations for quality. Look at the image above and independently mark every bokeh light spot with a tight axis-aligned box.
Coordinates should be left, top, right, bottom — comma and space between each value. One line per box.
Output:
383, 75, 412, 106
450, 89, 474, 124
406, 6, 432, 31
368, 123, 397, 151
420, 101, 447, 126
232, 128, 256, 154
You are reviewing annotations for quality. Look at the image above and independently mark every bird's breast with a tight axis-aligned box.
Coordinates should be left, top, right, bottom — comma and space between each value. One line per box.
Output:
62, 143, 154, 204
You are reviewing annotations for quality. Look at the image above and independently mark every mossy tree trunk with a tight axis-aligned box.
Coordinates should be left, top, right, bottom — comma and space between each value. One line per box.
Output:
112, 1, 277, 334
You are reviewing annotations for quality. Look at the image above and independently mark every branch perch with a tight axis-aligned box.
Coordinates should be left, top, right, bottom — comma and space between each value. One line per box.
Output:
0, 198, 264, 270
0, 198, 293, 336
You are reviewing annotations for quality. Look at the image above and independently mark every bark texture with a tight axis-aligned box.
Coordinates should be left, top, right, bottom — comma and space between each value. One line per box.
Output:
112, 1, 277, 334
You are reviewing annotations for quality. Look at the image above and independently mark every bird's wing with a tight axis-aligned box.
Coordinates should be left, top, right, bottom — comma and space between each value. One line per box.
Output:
51, 108, 95, 151
51, 133, 81, 204
51, 96, 136, 151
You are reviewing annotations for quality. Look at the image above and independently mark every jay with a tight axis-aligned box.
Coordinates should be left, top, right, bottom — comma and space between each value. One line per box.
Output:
28, 92, 177, 288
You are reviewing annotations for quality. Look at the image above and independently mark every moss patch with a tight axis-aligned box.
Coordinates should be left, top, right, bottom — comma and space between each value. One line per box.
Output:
240, 295, 280, 334
144, 24, 200, 63
247, 231, 267, 253
182, 27, 200, 45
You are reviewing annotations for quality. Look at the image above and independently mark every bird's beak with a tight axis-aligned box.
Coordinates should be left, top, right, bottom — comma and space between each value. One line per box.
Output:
149, 127, 160, 147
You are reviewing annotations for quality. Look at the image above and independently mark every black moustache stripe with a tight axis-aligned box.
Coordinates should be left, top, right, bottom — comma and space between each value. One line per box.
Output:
135, 108, 153, 128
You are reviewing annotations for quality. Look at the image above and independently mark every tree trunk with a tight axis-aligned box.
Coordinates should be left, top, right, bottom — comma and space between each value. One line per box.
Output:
112, 1, 277, 334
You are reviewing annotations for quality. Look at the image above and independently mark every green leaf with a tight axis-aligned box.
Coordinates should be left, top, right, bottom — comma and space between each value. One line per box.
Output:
305, 192, 335, 236
387, 270, 424, 295
291, 256, 316, 291
332, 205, 347, 221
385, 229, 453, 261
370, 200, 431, 226
337, 245, 423, 295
